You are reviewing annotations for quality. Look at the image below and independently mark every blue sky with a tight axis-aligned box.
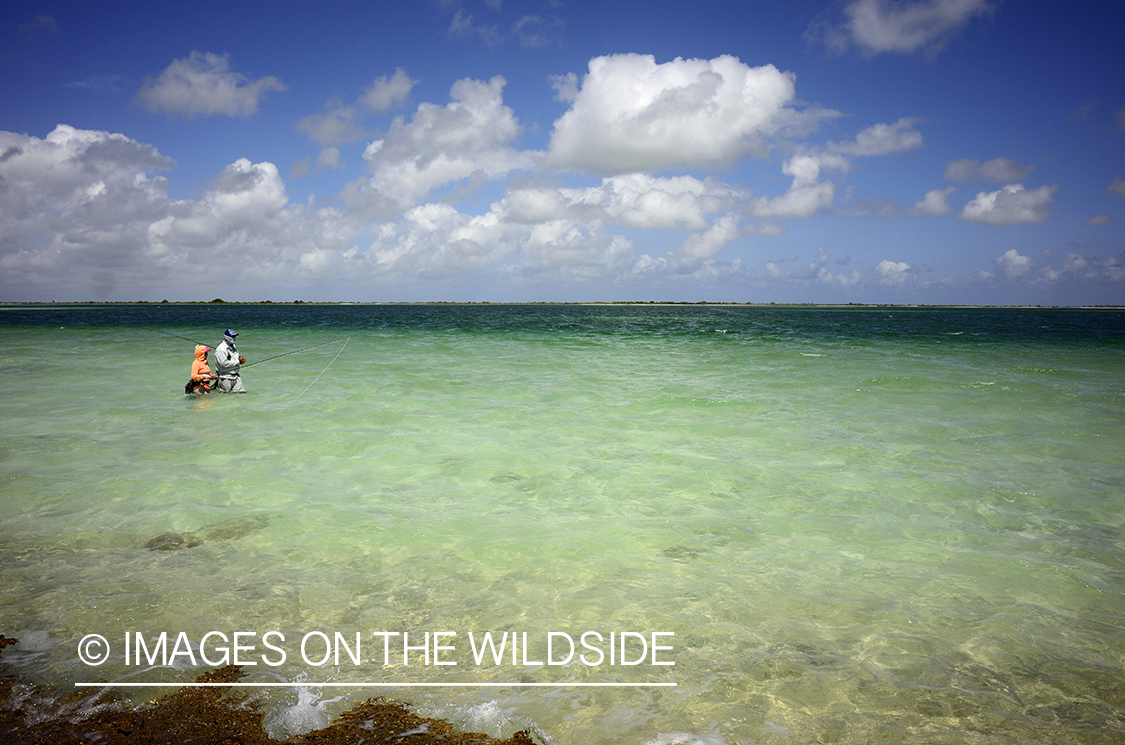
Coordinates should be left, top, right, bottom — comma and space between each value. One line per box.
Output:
1, 0, 1122, 304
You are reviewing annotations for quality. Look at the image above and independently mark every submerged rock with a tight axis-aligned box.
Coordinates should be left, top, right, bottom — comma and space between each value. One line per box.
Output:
143, 515, 270, 551
143, 532, 202, 551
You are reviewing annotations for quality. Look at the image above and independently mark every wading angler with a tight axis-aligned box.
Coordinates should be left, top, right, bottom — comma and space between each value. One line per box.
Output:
214, 328, 246, 393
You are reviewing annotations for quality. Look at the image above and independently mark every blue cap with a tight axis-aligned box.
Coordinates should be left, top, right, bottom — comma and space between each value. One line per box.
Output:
224, 328, 238, 337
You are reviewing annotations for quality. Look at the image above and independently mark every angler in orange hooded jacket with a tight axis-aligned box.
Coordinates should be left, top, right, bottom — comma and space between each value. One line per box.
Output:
188, 345, 215, 394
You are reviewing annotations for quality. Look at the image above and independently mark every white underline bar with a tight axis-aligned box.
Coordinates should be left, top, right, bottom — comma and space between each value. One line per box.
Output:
76, 681, 676, 688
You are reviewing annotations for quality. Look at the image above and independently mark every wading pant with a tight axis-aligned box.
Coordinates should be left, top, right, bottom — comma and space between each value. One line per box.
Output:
216, 375, 246, 393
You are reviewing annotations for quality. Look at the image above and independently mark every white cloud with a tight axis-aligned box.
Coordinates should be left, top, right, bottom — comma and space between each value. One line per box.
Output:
296, 69, 418, 166
809, 246, 861, 286
366, 202, 512, 274
341, 76, 536, 218
808, 0, 996, 56
910, 186, 955, 215
1086, 214, 1114, 226
448, 10, 500, 46
136, 51, 286, 118
0, 125, 333, 298
0, 125, 174, 292
549, 72, 579, 103
749, 154, 839, 219
680, 215, 743, 259
944, 157, 1035, 183
1109, 176, 1125, 199
754, 118, 923, 221
296, 106, 366, 147
362, 68, 418, 112
316, 147, 343, 170
876, 259, 912, 285
960, 183, 1057, 225
1036, 250, 1125, 286
150, 158, 290, 253
831, 117, 922, 156
0, 121, 948, 300
995, 248, 1032, 278
764, 246, 859, 287
512, 15, 561, 48
546, 54, 808, 174
502, 174, 745, 232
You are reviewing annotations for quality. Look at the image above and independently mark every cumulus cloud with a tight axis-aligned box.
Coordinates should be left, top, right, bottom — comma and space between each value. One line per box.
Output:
765, 246, 859, 287
340, 76, 536, 218
137, 52, 286, 118
0, 121, 903, 299
0, 125, 174, 256
1109, 176, 1125, 199
1086, 214, 1114, 226
809, 246, 862, 286
755, 118, 923, 220
362, 68, 418, 112
28, 70, 798, 295
960, 183, 1057, 225
0, 124, 376, 299
546, 54, 811, 174
549, 72, 579, 103
366, 202, 512, 275
0, 126, 182, 294
749, 154, 839, 219
831, 117, 923, 156
910, 186, 955, 215
680, 215, 744, 259
807, 0, 996, 56
150, 158, 289, 251
294, 69, 419, 172
944, 157, 1035, 183
1036, 250, 1125, 287
995, 248, 1032, 278
503, 174, 746, 232
876, 259, 912, 285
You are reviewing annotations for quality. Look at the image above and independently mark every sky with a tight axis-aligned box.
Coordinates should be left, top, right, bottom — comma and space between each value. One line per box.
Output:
1, 0, 1123, 304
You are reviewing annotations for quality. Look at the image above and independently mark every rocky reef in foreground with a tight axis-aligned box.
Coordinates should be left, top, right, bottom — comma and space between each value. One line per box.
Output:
1, 637, 538, 745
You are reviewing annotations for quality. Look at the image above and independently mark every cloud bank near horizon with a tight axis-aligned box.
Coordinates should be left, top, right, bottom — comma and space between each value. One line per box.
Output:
0, 50, 1118, 303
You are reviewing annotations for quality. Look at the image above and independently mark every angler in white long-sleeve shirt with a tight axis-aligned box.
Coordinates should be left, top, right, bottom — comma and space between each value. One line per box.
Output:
214, 328, 247, 393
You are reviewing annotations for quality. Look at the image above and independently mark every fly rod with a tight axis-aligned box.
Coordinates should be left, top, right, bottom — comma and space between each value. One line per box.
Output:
242, 339, 344, 368
159, 331, 344, 367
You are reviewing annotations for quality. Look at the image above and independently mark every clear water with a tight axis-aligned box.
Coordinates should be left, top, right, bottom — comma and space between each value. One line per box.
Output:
2, 304, 1123, 744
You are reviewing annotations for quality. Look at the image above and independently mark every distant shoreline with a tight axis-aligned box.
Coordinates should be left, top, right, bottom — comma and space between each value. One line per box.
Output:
2, 300, 1123, 310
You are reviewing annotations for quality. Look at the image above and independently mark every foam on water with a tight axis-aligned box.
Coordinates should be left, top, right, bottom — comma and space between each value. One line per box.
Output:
1, 305, 1124, 743
263, 677, 347, 739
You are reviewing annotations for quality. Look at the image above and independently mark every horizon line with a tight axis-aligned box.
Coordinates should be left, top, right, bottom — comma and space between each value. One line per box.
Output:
3, 301, 1124, 310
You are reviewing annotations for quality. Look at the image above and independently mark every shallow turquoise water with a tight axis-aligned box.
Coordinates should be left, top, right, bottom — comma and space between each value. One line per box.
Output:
2, 305, 1124, 743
